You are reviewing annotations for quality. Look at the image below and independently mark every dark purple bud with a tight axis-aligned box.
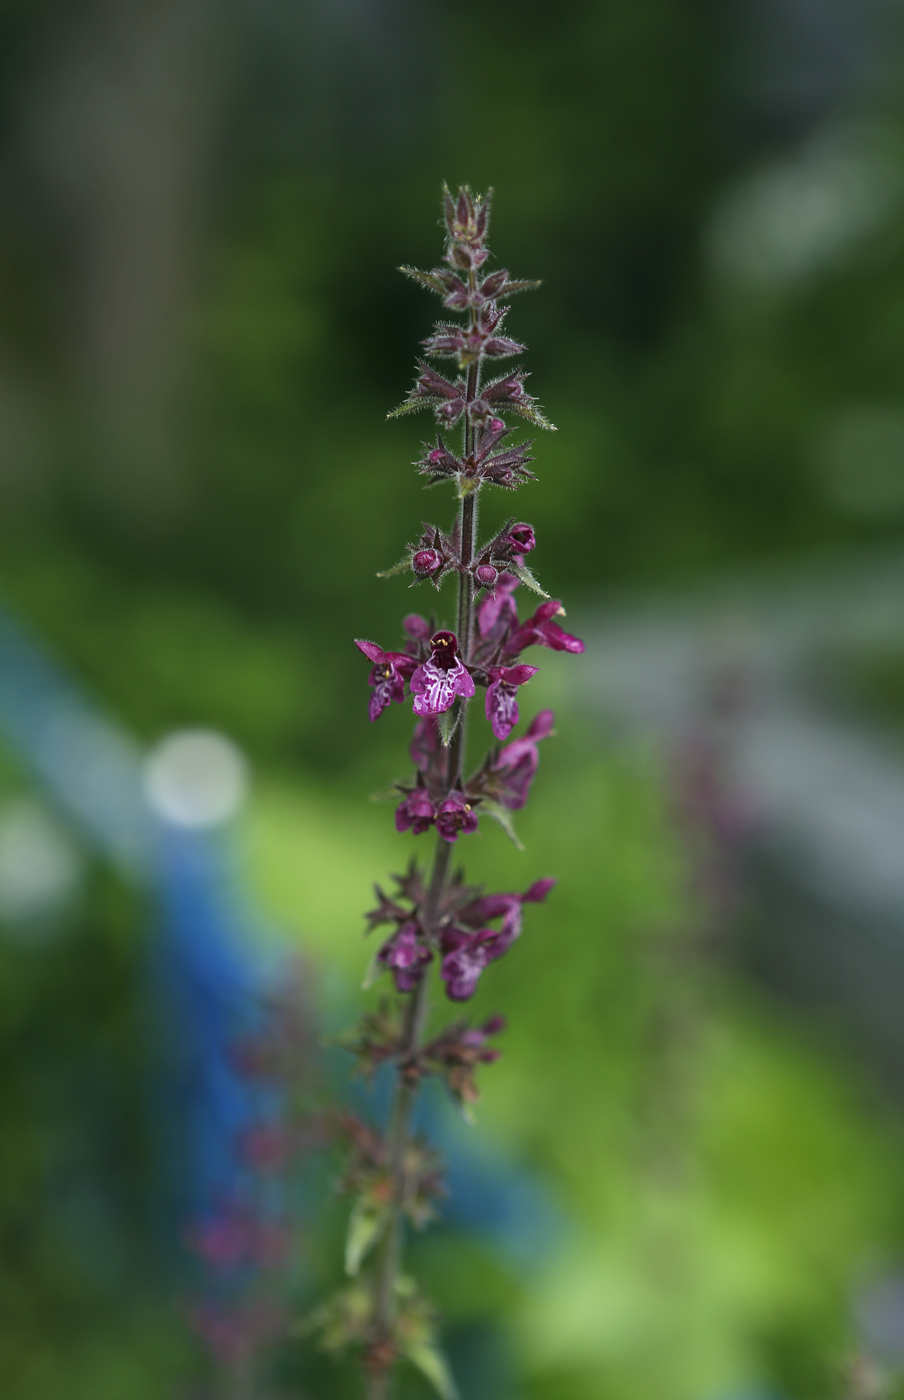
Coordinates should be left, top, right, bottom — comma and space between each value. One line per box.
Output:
395, 788, 436, 835
505, 524, 536, 554
479, 270, 508, 297
435, 791, 479, 843
409, 632, 476, 717
481, 1014, 506, 1035
475, 563, 498, 588
437, 398, 466, 424
412, 548, 443, 578
403, 614, 431, 640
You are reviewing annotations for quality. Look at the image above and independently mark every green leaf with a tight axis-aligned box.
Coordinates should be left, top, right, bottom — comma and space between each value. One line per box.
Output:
496, 278, 542, 299
399, 265, 445, 294
510, 401, 556, 430
376, 555, 412, 579
481, 799, 525, 850
362, 948, 385, 990
387, 399, 432, 419
344, 1198, 387, 1276
403, 1340, 459, 1400
511, 561, 548, 598
437, 706, 459, 747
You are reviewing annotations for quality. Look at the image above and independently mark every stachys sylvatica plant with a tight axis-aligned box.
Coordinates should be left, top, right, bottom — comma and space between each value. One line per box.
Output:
307, 186, 584, 1400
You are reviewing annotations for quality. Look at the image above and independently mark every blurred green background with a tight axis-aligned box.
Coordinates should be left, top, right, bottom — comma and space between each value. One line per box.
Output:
2, 0, 904, 1396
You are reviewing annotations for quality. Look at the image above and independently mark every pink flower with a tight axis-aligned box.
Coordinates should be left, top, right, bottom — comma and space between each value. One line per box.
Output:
477, 572, 520, 639
378, 921, 433, 992
355, 639, 418, 721
504, 599, 584, 656
435, 790, 479, 843
409, 631, 475, 717
485, 663, 539, 741
494, 709, 556, 808
395, 787, 436, 835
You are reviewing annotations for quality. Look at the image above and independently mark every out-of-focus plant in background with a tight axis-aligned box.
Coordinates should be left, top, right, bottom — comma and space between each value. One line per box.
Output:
2, 1, 904, 1397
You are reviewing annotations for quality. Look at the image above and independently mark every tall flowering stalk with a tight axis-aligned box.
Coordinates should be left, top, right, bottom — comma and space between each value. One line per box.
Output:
309, 187, 583, 1400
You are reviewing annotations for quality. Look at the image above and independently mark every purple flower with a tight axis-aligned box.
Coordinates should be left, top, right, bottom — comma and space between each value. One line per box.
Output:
485, 664, 539, 741
475, 563, 498, 588
409, 631, 476, 717
477, 573, 520, 640
395, 787, 436, 835
378, 921, 433, 993
355, 639, 418, 721
457, 877, 556, 957
504, 600, 585, 657
503, 523, 536, 554
435, 790, 479, 843
439, 928, 496, 1001
494, 709, 556, 808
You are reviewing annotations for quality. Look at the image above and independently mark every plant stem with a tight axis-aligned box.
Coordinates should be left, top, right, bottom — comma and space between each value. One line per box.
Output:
366, 267, 483, 1400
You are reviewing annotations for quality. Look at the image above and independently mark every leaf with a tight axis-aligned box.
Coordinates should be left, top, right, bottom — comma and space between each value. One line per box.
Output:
362, 947, 386, 990
387, 399, 433, 419
510, 401, 556, 430
377, 555, 412, 579
495, 277, 542, 299
403, 1340, 459, 1400
399, 265, 445, 295
344, 1198, 388, 1276
481, 799, 525, 850
369, 784, 403, 803
511, 561, 548, 598
437, 706, 459, 747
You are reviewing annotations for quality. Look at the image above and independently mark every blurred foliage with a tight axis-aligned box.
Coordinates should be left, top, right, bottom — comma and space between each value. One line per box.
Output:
0, 1, 900, 1397
241, 710, 904, 1400
0, 0, 901, 769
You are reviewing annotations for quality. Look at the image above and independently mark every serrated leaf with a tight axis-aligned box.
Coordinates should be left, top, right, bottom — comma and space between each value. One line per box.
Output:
387, 399, 433, 419
345, 1198, 387, 1276
403, 1340, 459, 1400
481, 799, 525, 850
511, 561, 548, 598
496, 278, 542, 299
399, 265, 445, 294
377, 555, 412, 579
510, 402, 556, 430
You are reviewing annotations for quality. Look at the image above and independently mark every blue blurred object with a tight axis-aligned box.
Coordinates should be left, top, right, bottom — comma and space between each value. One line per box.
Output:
0, 596, 561, 1282
0, 601, 273, 1251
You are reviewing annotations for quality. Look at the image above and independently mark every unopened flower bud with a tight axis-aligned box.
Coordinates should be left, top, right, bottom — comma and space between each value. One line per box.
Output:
475, 564, 498, 588
413, 548, 443, 577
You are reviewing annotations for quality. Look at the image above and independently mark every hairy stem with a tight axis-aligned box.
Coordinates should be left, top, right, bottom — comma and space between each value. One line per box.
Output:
367, 266, 484, 1400
367, 830, 453, 1398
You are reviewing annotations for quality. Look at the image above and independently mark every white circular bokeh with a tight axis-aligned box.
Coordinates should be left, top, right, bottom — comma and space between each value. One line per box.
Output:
0, 798, 82, 928
143, 730, 249, 829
